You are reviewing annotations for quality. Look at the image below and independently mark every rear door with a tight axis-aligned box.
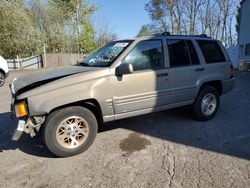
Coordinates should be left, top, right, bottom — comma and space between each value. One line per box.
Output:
166, 39, 203, 104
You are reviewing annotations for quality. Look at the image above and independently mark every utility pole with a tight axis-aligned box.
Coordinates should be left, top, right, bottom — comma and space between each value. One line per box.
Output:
76, 0, 81, 54
43, 45, 46, 68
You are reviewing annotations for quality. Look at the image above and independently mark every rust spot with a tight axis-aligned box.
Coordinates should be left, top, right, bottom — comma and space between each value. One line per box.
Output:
120, 133, 151, 155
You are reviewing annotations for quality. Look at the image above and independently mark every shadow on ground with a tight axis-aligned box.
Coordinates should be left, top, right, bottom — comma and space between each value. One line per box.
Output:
0, 112, 54, 158
0, 72, 249, 159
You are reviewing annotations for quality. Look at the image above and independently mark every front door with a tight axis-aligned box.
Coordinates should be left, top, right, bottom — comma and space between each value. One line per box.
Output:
110, 40, 169, 114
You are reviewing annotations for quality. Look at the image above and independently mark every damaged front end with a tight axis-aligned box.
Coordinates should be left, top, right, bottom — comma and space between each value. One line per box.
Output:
9, 66, 96, 141
10, 83, 46, 140
11, 116, 46, 141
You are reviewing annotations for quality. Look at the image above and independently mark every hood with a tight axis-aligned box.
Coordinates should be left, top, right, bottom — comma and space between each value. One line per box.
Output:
12, 65, 98, 95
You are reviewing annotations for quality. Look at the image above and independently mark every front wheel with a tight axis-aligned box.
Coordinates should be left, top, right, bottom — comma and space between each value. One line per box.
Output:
43, 106, 98, 157
192, 86, 220, 121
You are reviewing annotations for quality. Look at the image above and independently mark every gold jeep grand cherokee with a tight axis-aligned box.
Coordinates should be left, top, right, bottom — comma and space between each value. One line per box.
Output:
10, 33, 235, 157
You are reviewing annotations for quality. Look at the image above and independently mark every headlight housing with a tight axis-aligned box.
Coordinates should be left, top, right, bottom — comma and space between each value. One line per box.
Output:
15, 101, 28, 118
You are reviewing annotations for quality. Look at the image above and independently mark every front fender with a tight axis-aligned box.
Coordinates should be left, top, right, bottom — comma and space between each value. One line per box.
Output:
27, 82, 93, 116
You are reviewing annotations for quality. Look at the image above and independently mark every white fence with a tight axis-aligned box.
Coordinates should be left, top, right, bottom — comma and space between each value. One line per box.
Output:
227, 46, 239, 68
7, 53, 84, 70
7, 55, 43, 70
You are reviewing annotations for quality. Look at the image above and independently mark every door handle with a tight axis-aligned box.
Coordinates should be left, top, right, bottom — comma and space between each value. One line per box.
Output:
157, 73, 168, 77
195, 67, 205, 72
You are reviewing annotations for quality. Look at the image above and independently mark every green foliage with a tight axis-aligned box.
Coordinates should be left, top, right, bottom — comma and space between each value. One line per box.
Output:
80, 20, 96, 53
137, 24, 162, 37
0, 1, 44, 58
0, 0, 99, 58
49, 0, 98, 53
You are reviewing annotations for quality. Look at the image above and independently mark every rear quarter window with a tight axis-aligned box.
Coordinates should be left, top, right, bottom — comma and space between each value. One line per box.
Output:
197, 40, 226, 63
245, 43, 250, 55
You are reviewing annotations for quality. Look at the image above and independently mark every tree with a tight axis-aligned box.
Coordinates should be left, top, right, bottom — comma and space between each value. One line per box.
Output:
28, 0, 70, 53
95, 16, 117, 47
235, 5, 241, 36
49, 0, 97, 53
137, 24, 162, 37
145, 0, 238, 47
0, 1, 43, 58
145, 0, 169, 32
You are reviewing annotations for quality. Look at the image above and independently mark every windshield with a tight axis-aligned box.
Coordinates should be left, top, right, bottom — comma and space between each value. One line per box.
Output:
78, 40, 132, 67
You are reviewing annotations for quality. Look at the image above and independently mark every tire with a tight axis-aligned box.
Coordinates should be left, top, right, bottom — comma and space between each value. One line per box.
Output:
192, 86, 220, 121
0, 72, 5, 87
43, 106, 98, 157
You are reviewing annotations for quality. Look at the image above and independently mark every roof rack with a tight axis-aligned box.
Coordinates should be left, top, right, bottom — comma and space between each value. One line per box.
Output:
153, 32, 171, 36
162, 32, 171, 36
153, 32, 210, 38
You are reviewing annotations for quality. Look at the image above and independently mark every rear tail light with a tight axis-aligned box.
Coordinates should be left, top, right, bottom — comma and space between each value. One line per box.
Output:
230, 64, 234, 79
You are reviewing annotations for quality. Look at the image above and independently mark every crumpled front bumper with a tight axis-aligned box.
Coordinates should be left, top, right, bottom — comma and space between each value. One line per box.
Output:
9, 83, 26, 141
12, 120, 26, 141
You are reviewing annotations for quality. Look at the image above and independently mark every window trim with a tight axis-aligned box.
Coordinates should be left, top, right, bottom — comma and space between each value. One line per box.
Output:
121, 39, 165, 72
245, 43, 250, 56
185, 40, 200, 65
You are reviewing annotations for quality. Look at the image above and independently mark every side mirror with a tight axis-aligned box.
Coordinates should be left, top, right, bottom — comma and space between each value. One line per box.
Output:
116, 63, 133, 76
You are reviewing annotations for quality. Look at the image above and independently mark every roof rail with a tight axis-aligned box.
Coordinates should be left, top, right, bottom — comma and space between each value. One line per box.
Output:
152, 32, 210, 38
162, 32, 171, 36
199, 33, 208, 37
152, 32, 171, 36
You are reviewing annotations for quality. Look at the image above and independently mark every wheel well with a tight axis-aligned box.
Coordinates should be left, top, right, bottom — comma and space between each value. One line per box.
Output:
201, 80, 223, 95
49, 99, 103, 125
0, 69, 5, 77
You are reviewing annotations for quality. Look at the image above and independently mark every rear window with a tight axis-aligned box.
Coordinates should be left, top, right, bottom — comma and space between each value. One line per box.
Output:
197, 40, 226, 63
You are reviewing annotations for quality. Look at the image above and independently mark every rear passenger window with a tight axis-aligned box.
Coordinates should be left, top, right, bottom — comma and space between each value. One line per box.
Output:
167, 40, 191, 67
197, 40, 226, 63
186, 40, 200, 65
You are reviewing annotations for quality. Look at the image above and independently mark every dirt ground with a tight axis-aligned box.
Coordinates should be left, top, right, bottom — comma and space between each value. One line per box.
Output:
0, 70, 250, 188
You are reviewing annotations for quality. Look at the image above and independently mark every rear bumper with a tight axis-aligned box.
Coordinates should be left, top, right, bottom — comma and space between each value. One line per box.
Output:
222, 77, 235, 95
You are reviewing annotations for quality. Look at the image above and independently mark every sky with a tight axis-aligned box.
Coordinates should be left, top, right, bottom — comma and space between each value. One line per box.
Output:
90, 0, 151, 39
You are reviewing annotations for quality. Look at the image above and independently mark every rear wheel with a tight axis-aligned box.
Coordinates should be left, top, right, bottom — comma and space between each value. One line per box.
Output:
43, 106, 98, 157
192, 86, 220, 121
0, 72, 5, 87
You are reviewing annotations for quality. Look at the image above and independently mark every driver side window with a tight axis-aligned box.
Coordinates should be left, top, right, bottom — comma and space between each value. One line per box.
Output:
123, 40, 164, 71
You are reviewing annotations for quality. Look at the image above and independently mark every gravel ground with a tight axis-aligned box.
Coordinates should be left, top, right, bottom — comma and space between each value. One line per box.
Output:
0, 70, 250, 188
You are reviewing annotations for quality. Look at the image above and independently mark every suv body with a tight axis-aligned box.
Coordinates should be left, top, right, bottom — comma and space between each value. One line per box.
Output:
10, 34, 235, 157
0, 55, 9, 86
